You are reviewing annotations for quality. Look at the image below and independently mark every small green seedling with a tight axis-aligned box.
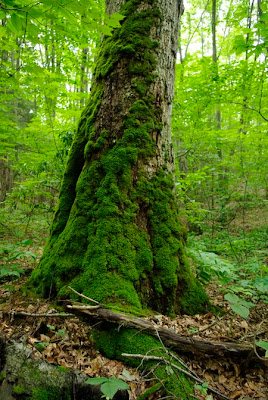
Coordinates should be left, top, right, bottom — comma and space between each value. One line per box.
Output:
195, 381, 209, 395
34, 342, 49, 352
224, 292, 254, 319
86, 377, 129, 399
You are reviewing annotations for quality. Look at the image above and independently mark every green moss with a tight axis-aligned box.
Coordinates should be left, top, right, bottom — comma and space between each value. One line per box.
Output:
137, 383, 162, 400
94, 0, 161, 81
29, 0, 209, 317
96, 327, 193, 399
31, 386, 68, 400
105, 303, 152, 317
56, 366, 68, 373
13, 385, 27, 395
0, 372, 6, 382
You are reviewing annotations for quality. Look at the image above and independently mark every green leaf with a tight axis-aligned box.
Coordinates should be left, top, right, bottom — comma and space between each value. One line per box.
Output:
105, 12, 124, 28
35, 342, 49, 352
9, 12, 24, 34
256, 341, 268, 357
0, 11, 6, 19
224, 292, 239, 304
231, 303, 249, 319
27, 22, 39, 43
100, 24, 113, 36
261, 12, 268, 22
56, 329, 66, 337
101, 378, 129, 399
56, 6, 78, 23
21, 239, 33, 245
0, 268, 10, 277
85, 377, 109, 385
0, 26, 6, 39
239, 299, 255, 308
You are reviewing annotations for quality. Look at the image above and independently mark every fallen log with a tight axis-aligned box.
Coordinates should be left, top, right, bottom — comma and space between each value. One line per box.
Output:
0, 334, 128, 400
67, 305, 264, 360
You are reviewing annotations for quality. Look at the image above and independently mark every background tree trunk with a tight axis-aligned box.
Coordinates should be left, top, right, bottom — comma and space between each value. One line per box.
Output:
30, 0, 208, 316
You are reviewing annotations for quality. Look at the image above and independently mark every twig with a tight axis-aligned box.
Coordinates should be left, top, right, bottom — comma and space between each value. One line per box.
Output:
9, 311, 74, 318
253, 342, 268, 362
121, 353, 231, 400
253, 321, 268, 362
239, 329, 267, 341
166, 351, 200, 381
68, 286, 100, 304
230, 102, 268, 122
67, 304, 100, 310
188, 313, 227, 337
154, 326, 192, 399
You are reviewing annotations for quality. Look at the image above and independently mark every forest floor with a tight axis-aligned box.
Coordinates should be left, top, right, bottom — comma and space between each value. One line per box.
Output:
0, 241, 267, 400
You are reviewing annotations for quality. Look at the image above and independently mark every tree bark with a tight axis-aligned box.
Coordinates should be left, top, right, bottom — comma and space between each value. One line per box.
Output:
30, 0, 208, 316
0, 336, 128, 400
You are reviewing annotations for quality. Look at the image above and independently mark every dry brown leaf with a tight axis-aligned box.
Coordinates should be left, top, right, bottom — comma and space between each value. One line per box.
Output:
230, 390, 244, 399
28, 337, 39, 345
219, 375, 227, 384
204, 372, 213, 382
240, 320, 248, 330
40, 334, 50, 342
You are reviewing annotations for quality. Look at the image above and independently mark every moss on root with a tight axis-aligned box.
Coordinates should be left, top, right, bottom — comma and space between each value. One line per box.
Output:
95, 327, 194, 400
28, 0, 209, 316
31, 386, 70, 400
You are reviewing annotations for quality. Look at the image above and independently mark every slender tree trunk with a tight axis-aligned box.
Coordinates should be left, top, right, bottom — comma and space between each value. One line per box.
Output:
80, 47, 88, 108
30, 0, 208, 316
212, 0, 221, 136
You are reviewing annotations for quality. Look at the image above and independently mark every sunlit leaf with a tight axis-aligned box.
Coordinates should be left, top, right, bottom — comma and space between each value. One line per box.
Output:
231, 303, 249, 319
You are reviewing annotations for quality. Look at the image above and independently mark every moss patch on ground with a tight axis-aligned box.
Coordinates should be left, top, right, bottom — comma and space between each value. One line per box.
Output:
95, 327, 194, 399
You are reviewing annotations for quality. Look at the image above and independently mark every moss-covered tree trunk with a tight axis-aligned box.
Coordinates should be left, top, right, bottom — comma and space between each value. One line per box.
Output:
30, 0, 208, 315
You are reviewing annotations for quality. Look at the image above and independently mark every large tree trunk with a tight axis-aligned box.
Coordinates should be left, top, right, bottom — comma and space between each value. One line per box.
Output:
30, 0, 208, 316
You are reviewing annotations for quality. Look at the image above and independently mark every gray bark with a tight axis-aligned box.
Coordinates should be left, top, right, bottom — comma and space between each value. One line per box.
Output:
104, 0, 184, 176
0, 336, 128, 400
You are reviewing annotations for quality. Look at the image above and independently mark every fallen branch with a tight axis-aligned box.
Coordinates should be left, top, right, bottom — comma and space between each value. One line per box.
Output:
8, 311, 74, 318
66, 305, 263, 360
122, 353, 231, 400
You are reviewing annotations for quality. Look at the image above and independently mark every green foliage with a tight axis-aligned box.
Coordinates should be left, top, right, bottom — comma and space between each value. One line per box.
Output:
34, 342, 50, 352
86, 377, 129, 399
195, 382, 209, 396
187, 248, 236, 284
224, 293, 254, 319
255, 341, 268, 357
0, 239, 37, 280
187, 229, 268, 310
174, 0, 268, 247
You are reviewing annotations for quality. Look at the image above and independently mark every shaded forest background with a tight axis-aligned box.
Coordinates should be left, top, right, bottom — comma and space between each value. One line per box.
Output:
0, 0, 268, 314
